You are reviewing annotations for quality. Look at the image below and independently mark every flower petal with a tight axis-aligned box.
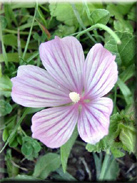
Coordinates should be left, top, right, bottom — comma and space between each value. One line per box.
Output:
84, 44, 118, 99
39, 36, 84, 93
11, 65, 71, 108
31, 105, 79, 148
78, 97, 113, 144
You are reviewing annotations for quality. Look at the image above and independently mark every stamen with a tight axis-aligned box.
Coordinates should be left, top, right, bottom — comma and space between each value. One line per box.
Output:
69, 92, 80, 103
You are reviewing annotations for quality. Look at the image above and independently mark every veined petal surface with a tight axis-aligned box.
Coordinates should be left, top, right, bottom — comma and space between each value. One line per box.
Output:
78, 97, 113, 144
31, 104, 79, 148
39, 36, 84, 93
84, 44, 118, 99
11, 65, 71, 108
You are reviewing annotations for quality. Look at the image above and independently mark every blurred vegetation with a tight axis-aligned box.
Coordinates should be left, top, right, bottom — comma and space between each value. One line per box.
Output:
0, 1, 136, 181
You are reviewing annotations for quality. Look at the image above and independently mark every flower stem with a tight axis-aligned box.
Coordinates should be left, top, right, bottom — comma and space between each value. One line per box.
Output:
99, 153, 110, 180
76, 23, 121, 44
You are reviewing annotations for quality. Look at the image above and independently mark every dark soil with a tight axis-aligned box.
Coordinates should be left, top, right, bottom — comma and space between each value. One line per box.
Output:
67, 143, 137, 182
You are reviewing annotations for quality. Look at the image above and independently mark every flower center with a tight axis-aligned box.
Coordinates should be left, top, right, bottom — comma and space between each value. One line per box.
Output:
69, 92, 80, 103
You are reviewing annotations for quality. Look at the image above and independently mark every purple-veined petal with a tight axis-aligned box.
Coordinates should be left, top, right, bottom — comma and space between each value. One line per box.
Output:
84, 43, 118, 99
11, 65, 71, 108
31, 104, 79, 148
39, 36, 84, 94
78, 97, 113, 144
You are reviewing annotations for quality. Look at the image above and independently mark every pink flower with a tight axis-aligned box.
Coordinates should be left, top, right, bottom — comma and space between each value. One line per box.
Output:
11, 36, 118, 148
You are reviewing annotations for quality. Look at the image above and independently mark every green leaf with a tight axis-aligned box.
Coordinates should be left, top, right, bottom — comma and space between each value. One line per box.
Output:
33, 153, 61, 179
17, 135, 22, 145
105, 32, 136, 66
5, 149, 19, 177
110, 145, 125, 158
107, 3, 134, 37
128, 6, 136, 22
4, 4, 12, 28
55, 167, 76, 181
1, 34, 8, 67
107, 3, 133, 19
25, 107, 44, 114
49, 3, 84, 27
71, 3, 96, 43
32, 140, 41, 153
0, 15, 7, 29
2, 128, 9, 142
19, 21, 38, 31
0, 108, 30, 153
115, 3, 134, 15
86, 139, 106, 153
11, 2, 38, 9
21, 136, 41, 160
4, 3, 18, 27
10, 174, 42, 180
124, 104, 135, 121
61, 128, 78, 173
114, 20, 133, 33
107, 4, 122, 20
54, 24, 75, 37
3, 34, 37, 49
90, 9, 110, 25
37, 7, 47, 27
0, 2, 38, 14
9, 139, 18, 148
119, 124, 136, 153
109, 113, 122, 137
0, 64, 2, 77
8, 132, 17, 147
0, 99, 12, 116
119, 64, 135, 83
93, 153, 103, 179
0, 75, 12, 97
0, 52, 38, 63
49, 3, 103, 28
21, 143, 33, 156
116, 78, 133, 105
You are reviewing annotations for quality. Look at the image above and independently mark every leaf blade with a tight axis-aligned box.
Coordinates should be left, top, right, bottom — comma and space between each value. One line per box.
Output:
61, 128, 78, 173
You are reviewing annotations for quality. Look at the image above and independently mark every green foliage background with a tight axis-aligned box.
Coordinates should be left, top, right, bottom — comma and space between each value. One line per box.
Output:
0, 1, 136, 181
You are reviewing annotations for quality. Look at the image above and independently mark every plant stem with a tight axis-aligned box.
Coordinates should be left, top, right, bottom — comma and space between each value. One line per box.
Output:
76, 23, 121, 44
99, 153, 110, 180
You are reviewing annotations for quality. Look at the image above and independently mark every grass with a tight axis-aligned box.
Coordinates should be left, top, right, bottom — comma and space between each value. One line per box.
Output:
0, 1, 136, 181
